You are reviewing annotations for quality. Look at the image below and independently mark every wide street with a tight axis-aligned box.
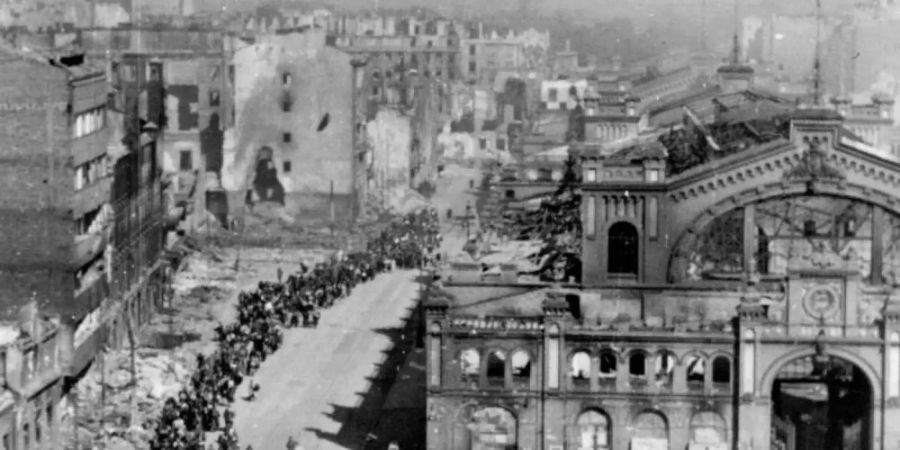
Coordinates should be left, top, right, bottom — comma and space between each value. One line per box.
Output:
232, 268, 424, 449
232, 164, 478, 449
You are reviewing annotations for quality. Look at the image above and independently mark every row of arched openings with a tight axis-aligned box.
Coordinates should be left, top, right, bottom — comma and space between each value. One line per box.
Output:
460, 349, 532, 388
570, 350, 731, 390
458, 348, 730, 391
464, 407, 727, 449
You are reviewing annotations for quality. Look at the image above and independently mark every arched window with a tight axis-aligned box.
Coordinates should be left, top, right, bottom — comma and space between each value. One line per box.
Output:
686, 355, 706, 389
608, 222, 639, 275
632, 411, 668, 443
655, 351, 675, 386
470, 407, 517, 449
598, 352, 617, 383
712, 356, 731, 385
576, 409, 610, 449
571, 351, 591, 388
460, 349, 480, 385
486, 350, 506, 387
689, 411, 727, 445
629, 352, 646, 379
511, 350, 531, 387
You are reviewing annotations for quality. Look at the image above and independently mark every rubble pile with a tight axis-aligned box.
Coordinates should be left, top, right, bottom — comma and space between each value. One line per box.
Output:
144, 209, 442, 450
67, 246, 334, 450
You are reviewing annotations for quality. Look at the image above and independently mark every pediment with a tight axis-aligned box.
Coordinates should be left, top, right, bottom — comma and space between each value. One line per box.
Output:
666, 127, 900, 202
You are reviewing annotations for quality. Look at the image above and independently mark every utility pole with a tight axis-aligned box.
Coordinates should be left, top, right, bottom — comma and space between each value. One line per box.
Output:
330, 180, 335, 239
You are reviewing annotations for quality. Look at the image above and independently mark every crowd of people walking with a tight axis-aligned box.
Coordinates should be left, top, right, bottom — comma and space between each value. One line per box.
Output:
147, 209, 441, 450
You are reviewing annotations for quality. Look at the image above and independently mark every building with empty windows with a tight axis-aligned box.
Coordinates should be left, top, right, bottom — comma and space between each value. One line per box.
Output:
426, 106, 900, 450
78, 27, 236, 232
226, 27, 369, 222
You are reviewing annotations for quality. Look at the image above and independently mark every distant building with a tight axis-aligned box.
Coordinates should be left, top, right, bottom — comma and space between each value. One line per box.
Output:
80, 27, 235, 231
459, 23, 550, 86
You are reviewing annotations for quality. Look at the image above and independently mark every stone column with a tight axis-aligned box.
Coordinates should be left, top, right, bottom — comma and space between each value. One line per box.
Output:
743, 204, 757, 279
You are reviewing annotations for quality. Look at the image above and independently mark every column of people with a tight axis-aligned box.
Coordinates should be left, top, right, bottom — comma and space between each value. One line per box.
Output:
147, 209, 442, 450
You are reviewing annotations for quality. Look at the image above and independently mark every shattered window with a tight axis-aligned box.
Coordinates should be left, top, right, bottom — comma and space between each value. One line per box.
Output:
598, 352, 617, 380
686, 355, 705, 388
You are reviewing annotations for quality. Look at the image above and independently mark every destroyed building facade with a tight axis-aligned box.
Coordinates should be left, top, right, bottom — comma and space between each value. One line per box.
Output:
0, 39, 125, 449
426, 107, 900, 450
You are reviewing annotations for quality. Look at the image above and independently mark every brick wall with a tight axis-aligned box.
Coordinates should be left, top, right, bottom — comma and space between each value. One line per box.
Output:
0, 53, 76, 321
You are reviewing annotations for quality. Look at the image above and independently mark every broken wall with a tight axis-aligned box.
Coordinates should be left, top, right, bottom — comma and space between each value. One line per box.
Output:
225, 29, 355, 220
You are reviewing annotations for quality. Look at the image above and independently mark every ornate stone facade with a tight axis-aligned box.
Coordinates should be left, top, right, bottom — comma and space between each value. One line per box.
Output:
426, 109, 900, 450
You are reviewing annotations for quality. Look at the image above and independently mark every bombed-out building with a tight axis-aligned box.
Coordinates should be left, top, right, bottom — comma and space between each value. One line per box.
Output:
0, 39, 114, 449
426, 105, 900, 450
225, 26, 369, 222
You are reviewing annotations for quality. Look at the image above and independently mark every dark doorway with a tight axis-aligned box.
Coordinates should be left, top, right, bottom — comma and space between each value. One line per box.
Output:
608, 222, 639, 275
771, 356, 872, 450
251, 146, 285, 205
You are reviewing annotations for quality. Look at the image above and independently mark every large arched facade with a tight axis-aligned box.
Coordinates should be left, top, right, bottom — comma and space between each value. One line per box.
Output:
668, 188, 900, 286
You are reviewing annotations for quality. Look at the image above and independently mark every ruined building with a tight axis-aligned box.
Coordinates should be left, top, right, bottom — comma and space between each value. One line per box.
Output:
0, 41, 110, 449
427, 106, 900, 450
226, 27, 369, 222
78, 27, 235, 231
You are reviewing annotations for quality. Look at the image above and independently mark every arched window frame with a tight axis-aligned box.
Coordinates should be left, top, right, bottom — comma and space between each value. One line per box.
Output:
628, 350, 649, 385
654, 350, 676, 387
485, 349, 507, 388
689, 410, 728, 445
510, 349, 532, 388
683, 353, 707, 391
575, 408, 612, 450
607, 221, 640, 276
459, 348, 481, 387
570, 349, 592, 389
631, 410, 669, 441
598, 349, 618, 385
711, 354, 732, 390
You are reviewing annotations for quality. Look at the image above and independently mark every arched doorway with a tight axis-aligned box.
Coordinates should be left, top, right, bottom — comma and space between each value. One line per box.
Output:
251, 146, 285, 205
630, 410, 668, 449
574, 409, 610, 449
467, 406, 516, 450
608, 222, 638, 276
689, 411, 727, 448
770, 355, 872, 450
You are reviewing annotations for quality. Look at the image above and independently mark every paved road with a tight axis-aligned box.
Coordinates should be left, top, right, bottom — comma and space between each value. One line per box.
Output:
233, 269, 423, 449
232, 163, 480, 450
